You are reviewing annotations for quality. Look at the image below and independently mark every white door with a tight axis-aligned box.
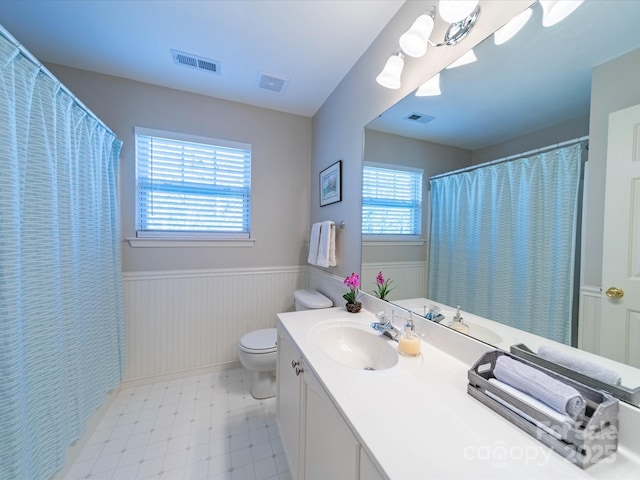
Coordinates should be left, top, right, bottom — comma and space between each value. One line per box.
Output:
600, 103, 640, 368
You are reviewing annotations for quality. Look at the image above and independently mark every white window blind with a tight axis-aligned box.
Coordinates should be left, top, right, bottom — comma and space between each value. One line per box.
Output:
135, 127, 251, 238
362, 162, 423, 236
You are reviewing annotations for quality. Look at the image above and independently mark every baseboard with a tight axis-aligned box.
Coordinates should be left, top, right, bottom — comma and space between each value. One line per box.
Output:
120, 361, 243, 390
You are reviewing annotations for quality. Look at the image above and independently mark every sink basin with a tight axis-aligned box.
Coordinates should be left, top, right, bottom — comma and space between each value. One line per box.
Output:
311, 320, 398, 371
466, 322, 503, 345
437, 317, 503, 345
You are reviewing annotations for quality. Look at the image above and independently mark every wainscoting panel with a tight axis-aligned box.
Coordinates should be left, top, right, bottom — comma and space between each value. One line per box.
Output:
578, 285, 602, 355
361, 261, 427, 302
123, 267, 307, 383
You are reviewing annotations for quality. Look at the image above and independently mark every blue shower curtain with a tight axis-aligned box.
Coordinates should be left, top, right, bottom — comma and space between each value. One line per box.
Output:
428, 144, 582, 345
0, 33, 124, 479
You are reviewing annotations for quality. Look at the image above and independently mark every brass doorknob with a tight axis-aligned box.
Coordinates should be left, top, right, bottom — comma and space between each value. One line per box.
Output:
605, 287, 624, 299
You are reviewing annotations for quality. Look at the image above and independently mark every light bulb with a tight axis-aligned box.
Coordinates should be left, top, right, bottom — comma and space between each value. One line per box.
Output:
446, 49, 477, 69
376, 53, 404, 89
399, 13, 435, 58
494, 8, 532, 45
438, 0, 478, 24
415, 73, 441, 97
540, 0, 584, 27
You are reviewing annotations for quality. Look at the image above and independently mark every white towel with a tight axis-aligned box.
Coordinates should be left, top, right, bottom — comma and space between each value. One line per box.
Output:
307, 223, 321, 265
493, 355, 586, 420
486, 380, 567, 440
488, 378, 576, 427
316, 221, 336, 267
537, 345, 622, 386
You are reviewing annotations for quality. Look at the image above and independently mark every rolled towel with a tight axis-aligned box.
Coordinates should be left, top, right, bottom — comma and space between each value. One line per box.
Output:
488, 379, 576, 426
487, 379, 575, 440
537, 345, 622, 386
493, 355, 586, 420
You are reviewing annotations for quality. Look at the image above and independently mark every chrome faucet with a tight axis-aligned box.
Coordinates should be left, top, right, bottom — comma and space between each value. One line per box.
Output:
370, 310, 402, 342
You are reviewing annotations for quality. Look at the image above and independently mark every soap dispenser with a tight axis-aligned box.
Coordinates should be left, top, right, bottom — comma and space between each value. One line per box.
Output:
398, 317, 421, 357
449, 305, 469, 335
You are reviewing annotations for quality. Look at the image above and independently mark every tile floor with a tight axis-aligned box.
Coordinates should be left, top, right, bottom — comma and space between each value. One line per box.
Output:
63, 367, 290, 480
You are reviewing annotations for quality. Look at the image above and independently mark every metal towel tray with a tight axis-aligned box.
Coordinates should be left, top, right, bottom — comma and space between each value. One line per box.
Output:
468, 350, 619, 469
510, 343, 640, 405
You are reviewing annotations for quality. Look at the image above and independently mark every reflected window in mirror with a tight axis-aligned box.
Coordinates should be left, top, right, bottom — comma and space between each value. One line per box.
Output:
362, 162, 423, 238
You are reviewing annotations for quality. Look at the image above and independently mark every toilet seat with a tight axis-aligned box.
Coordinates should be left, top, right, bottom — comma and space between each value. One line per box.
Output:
239, 328, 277, 354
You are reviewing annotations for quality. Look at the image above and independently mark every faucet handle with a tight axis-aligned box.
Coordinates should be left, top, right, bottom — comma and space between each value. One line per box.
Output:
376, 311, 387, 322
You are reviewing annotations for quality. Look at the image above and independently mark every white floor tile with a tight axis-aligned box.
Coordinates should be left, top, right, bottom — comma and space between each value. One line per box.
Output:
63, 368, 286, 480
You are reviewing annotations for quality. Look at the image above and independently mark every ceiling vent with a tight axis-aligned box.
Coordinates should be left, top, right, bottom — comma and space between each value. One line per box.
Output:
404, 112, 435, 124
171, 49, 221, 75
257, 72, 289, 93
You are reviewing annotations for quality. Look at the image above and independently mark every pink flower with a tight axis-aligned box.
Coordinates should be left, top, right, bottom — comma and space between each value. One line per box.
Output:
344, 273, 360, 289
373, 271, 394, 301
343, 273, 360, 304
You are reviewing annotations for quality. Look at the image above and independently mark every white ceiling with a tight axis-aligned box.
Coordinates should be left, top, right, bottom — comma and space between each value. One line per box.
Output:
367, 0, 640, 150
0, 0, 405, 117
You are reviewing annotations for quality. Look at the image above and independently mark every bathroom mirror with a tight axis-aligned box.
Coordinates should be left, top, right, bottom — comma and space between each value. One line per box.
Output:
362, 0, 640, 405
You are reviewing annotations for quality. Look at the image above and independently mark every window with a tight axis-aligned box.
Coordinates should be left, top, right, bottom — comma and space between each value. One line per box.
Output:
135, 127, 251, 239
362, 162, 423, 236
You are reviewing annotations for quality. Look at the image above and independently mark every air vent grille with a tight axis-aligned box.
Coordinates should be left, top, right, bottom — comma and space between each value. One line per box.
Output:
171, 49, 220, 75
257, 72, 289, 93
404, 112, 435, 124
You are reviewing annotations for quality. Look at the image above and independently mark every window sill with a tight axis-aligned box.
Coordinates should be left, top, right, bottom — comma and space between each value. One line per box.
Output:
126, 237, 256, 248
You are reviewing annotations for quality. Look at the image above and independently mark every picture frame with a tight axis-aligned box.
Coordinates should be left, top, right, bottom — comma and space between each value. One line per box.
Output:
319, 160, 342, 207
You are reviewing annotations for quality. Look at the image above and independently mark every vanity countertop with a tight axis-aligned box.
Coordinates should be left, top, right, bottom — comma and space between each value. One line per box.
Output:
277, 307, 640, 480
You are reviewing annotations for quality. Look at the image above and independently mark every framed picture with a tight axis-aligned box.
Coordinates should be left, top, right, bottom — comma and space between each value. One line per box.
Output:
319, 160, 342, 207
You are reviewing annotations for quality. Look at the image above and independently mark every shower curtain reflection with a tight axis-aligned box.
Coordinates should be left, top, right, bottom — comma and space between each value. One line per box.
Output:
428, 142, 583, 345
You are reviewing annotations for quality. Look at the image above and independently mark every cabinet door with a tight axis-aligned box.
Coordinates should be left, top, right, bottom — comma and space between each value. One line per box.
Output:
303, 361, 359, 480
276, 331, 302, 478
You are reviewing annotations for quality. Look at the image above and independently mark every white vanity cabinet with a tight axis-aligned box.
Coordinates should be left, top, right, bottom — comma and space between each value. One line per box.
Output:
303, 358, 359, 480
276, 326, 386, 480
276, 328, 304, 477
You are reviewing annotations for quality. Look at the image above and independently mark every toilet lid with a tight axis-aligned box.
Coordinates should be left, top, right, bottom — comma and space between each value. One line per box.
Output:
239, 328, 277, 353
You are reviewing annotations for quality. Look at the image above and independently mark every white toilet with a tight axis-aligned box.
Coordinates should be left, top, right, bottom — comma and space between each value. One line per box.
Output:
238, 289, 333, 399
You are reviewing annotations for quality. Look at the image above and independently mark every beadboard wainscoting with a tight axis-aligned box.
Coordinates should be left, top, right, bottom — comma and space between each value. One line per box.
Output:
578, 285, 603, 354
122, 266, 307, 384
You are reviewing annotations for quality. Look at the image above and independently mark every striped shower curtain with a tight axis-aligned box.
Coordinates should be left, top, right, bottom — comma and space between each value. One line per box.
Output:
428, 143, 582, 345
0, 31, 124, 479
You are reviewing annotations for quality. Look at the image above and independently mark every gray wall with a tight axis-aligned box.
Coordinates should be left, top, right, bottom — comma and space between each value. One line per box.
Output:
310, 0, 535, 279
471, 114, 590, 165
47, 64, 312, 272
363, 129, 471, 264
583, 47, 640, 286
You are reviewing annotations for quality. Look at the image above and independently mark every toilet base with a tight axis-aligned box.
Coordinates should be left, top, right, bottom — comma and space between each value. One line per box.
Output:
250, 370, 276, 399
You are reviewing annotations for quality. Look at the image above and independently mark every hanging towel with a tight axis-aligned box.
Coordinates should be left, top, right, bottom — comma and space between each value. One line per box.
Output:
316, 221, 336, 267
493, 355, 586, 420
537, 345, 622, 386
308, 223, 321, 265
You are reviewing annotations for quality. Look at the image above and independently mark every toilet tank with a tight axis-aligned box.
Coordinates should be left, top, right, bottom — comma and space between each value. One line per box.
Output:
294, 289, 333, 311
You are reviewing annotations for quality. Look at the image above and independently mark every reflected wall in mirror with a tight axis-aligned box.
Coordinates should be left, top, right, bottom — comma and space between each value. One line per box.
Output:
362, 0, 640, 405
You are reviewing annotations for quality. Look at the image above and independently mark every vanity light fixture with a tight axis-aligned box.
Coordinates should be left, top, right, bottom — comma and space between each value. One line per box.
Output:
494, 7, 532, 45
540, 0, 584, 27
376, 51, 405, 89
435, 5, 481, 47
399, 8, 435, 58
415, 73, 441, 97
446, 49, 477, 69
438, 0, 479, 24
